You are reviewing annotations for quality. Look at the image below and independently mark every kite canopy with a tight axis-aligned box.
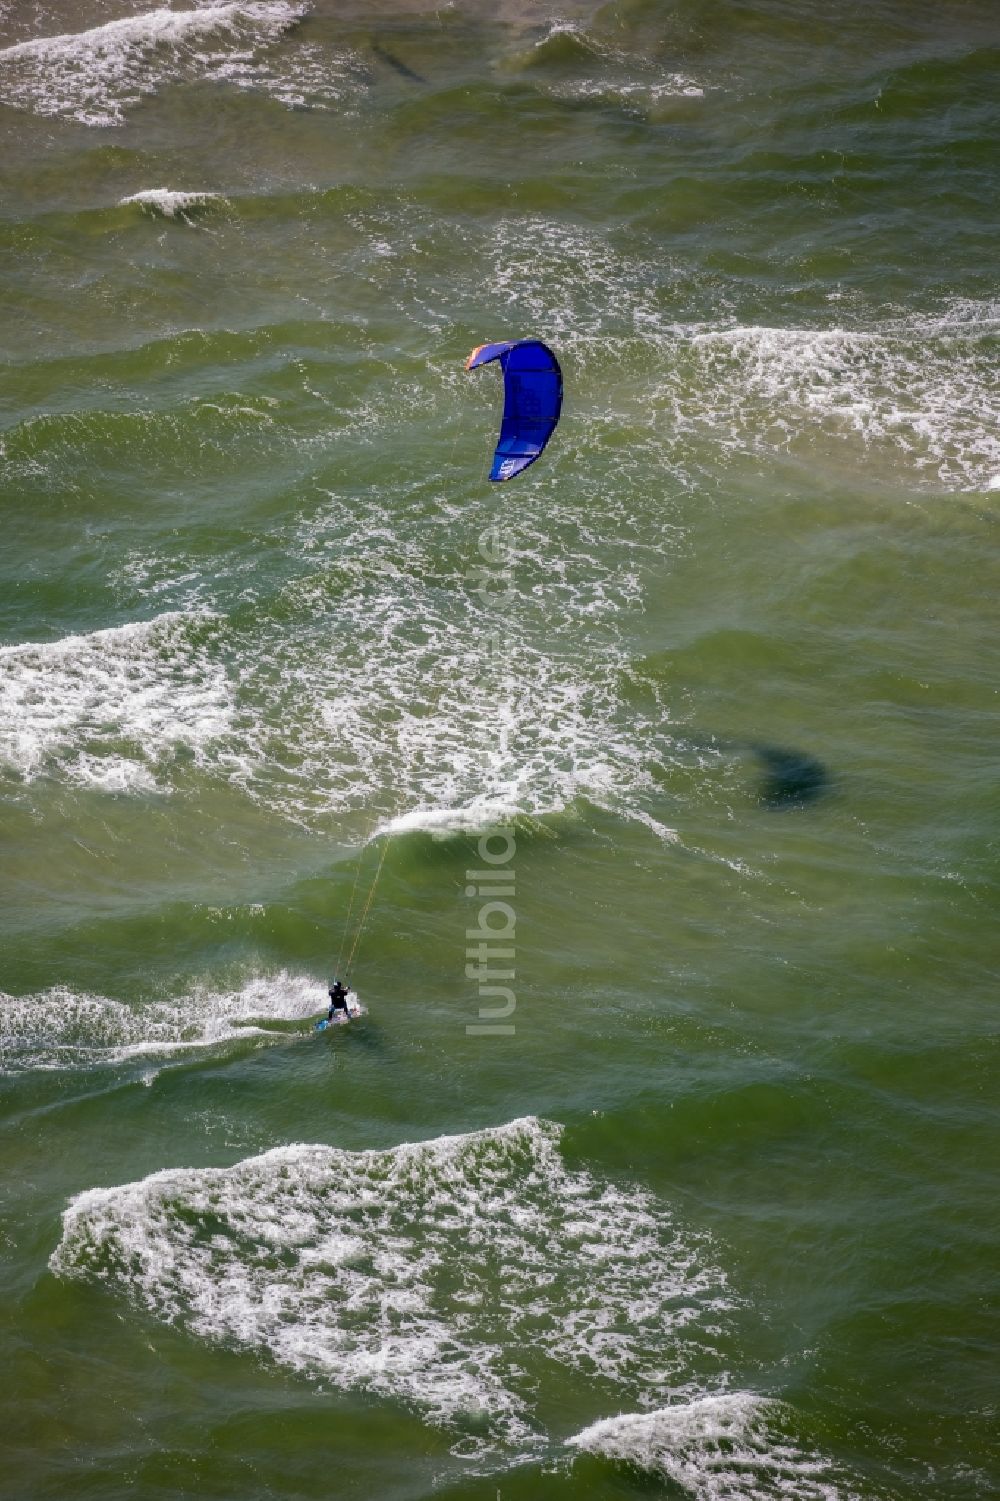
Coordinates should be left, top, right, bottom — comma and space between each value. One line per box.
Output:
465, 339, 562, 482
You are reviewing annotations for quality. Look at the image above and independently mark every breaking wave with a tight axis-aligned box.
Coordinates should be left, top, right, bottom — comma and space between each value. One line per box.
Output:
0, 969, 321, 1071
567, 1395, 865, 1500
51, 1117, 732, 1462
120, 188, 225, 220
0, 3, 363, 125
662, 303, 1000, 491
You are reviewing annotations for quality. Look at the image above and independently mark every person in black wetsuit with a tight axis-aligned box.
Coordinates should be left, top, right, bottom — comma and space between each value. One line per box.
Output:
327, 980, 350, 1021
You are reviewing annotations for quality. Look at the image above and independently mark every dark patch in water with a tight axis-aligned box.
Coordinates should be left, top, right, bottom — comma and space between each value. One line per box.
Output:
750, 743, 830, 808
371, 44, 427, 85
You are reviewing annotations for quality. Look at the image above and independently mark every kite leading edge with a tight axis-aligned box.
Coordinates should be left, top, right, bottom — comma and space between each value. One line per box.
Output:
465, 338, 562, 482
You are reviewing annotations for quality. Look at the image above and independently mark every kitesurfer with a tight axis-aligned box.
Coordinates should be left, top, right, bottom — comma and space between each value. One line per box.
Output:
327, 980, 350, 1020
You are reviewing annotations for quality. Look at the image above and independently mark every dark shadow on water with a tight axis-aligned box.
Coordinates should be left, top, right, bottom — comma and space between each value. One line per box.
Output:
371, 43, 428, 84
749, 742, 831, 808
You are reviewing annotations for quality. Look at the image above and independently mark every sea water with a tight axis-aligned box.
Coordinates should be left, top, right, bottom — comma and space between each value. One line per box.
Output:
1, 2, 998, 1497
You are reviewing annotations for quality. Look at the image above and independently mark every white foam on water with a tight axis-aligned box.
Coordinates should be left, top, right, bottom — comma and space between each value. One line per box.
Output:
525, 19, 599, 60
527, 23, 704, 106
120, 188, 224, 219
223, 488, 665, 828
383, 803, 522, 838
660, 302, 1000, 491
0, 3, 362, 126
554, 73, 705, 105
567, 1395, 864, 1500
503, 22, 705, 117
0, 969, 321, 1071
50, 1117, 732, 1462
231, 31, 367, 112
485, 214, 667, 343
0, 612, 233, 791
0, 475, 667, 828
467, 218, 997, 492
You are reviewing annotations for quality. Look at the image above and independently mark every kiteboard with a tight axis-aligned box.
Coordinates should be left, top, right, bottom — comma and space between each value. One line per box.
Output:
314, 992, 363, 1032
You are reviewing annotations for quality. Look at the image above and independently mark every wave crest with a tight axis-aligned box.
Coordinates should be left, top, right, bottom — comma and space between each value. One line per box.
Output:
0, 3, 366, 125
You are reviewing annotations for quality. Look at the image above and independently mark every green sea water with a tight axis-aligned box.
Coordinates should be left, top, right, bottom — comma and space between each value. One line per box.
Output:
2, 2, 999, 1497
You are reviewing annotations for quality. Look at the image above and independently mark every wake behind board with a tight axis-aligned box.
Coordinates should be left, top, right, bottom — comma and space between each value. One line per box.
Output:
314, 992, 363, 1032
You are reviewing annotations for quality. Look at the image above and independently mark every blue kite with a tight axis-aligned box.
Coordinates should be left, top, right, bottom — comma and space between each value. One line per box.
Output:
465, 339, 562, 482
